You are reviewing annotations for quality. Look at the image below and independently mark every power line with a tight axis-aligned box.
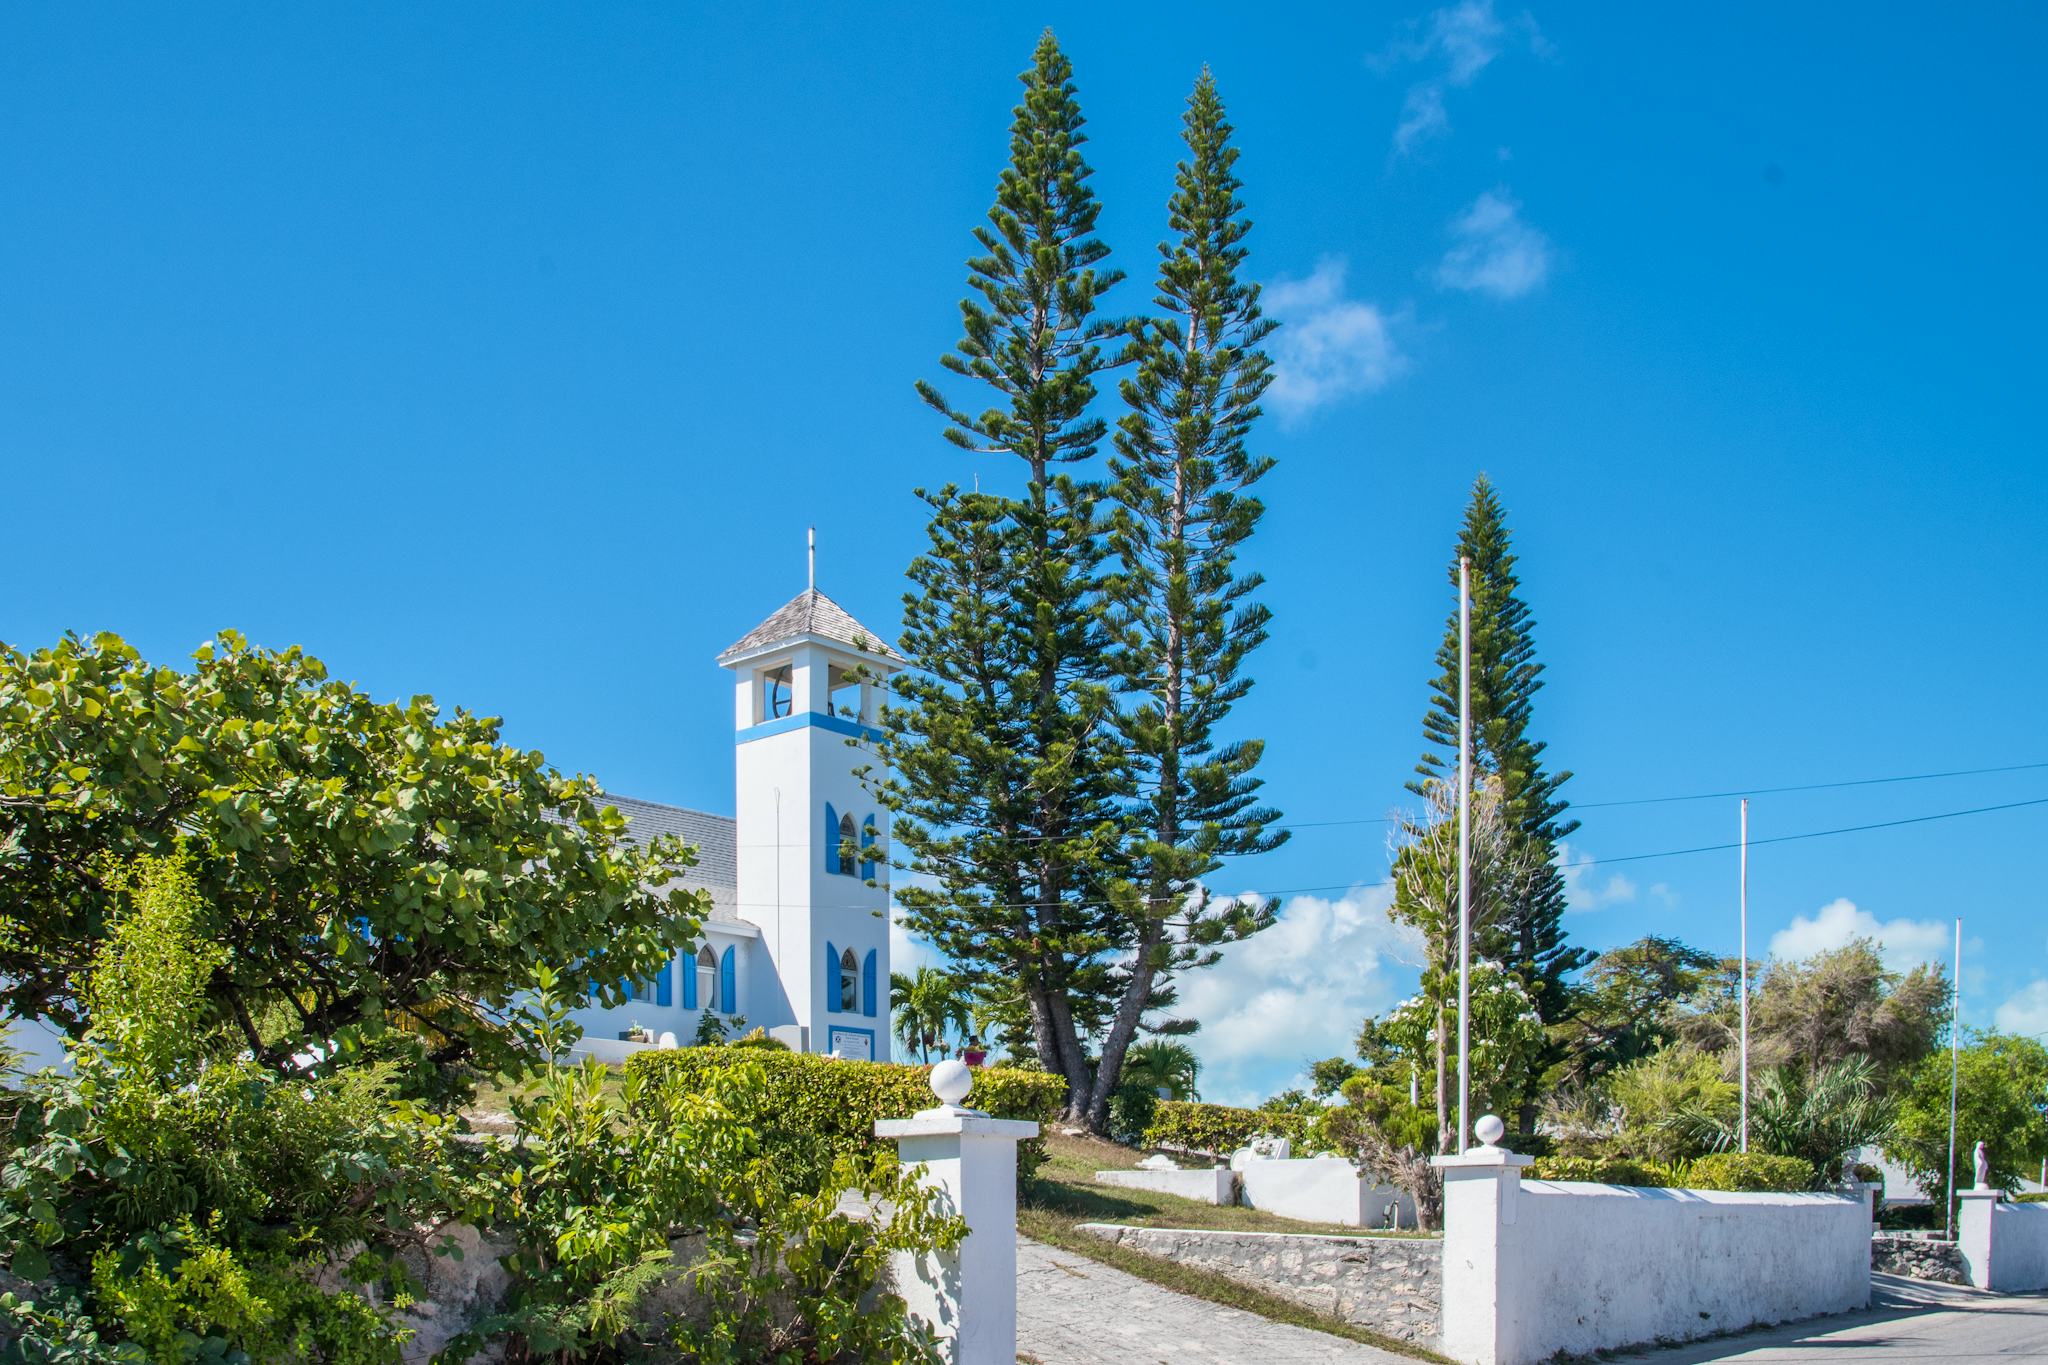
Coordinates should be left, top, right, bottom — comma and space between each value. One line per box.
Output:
1574, 760, 2048, 810
722, 758, 2048, 848
715, 792, 2048, 914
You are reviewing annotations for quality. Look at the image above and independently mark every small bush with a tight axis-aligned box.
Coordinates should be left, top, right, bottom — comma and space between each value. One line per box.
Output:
2017, 1191, 2048, 1204
1140, 1101, 1309, 1158
1684, 1152, 1814, 1192
1106, 1081, 1159, 1147
1878, 1201, 1940, 1229
1524, 1155, 1672, 1187
624, 1048, 1064, 1182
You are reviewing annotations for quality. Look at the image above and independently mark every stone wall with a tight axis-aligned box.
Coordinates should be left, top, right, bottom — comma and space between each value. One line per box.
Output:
1870, 1233, 1965, 1285
1077, 1224, 1442, 1347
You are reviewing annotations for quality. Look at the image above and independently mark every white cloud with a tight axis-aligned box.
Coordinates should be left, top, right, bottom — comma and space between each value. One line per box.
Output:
1393, 85, 1450, 155
1767, 898, 1954, 971
1436, 189, 1553, 299
1378, 1, 1548, 155
1995, 981, 2048, 1038
1176, 884, 1421, 1107
1264, 258, 1404, 421
1559, 842, 1636, 912
888, 901, 937, 976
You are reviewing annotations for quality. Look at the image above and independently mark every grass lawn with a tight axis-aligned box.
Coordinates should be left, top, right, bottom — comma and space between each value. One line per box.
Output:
1021, 1132, 1446, 1361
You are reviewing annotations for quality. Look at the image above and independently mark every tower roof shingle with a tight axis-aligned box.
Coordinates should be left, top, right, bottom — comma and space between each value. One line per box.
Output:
716, 588, 903, 665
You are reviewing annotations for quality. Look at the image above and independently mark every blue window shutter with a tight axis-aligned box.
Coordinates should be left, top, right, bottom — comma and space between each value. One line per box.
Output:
862, 949, 877, 1017
720, 946, 737, 1014
656, 957, 673, 1007
824, 941, 836, 1014
682, 953, 698, 1009
860, 816, 877, 880
823, 802, 839, 875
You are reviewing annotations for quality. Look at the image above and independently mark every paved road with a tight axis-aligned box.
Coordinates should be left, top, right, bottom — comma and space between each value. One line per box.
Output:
1014, 1237, 1412, 1365
1601, 1274, 2047, 1362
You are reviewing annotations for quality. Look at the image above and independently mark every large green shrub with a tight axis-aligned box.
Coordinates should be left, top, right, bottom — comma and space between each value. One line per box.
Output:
1139, 1101, 1308, 1158
1683, 1152, 1814, 1193
624, 1049, 1065, 1181
460, 1042, 958, 1364
0, 852, 444, 1363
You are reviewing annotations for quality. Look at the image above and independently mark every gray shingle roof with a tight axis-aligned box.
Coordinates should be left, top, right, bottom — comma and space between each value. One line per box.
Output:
716, 588, 903, 664
600, 793, 741, 923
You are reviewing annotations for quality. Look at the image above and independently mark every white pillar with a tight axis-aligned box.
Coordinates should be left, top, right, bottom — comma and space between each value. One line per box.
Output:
1434, 1114, 1534, 1365
875, 1061, 1038, 1365
1957, 1187, 2001, 1291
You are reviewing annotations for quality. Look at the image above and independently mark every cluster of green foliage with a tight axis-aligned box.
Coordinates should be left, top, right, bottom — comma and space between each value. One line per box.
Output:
0, 631, 706, 1090
1887, 1032, 2048, 1206
0, 855, 969, 1363
1684, 1152, 1815, 1193
622, 1048, 1066, 1182
880, 32, 1286, 1133
446, 990, 960, 1363
0, 851, 443, 1363
1520, 1152, 1809, 1192
889, 968, 972, 1064
1139, 1101, 1307, 1158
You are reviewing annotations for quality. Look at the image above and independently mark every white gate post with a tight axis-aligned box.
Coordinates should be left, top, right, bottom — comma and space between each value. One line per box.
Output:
1433, 1114, 1533, 1365
876, 1060, 1038, 1365
1956, 1185, 2001, 1290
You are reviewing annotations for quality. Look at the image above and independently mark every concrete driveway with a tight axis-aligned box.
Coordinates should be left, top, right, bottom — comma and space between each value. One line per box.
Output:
1608, 1273, 2048, 1362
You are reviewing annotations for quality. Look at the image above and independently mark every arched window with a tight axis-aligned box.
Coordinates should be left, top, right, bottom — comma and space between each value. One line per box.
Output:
837, 813, 857, 877
764, 665, 793, 720
839, 948, 859, 1013
696, 947, 719, 1014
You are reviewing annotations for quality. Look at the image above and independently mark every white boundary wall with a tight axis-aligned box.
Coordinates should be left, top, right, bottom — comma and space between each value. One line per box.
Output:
1959, 1190, 2048, 1291
1437, 1148, 1870, 1365
1238, 1157, 1420, 1229
1094, 1167, 1236, 1204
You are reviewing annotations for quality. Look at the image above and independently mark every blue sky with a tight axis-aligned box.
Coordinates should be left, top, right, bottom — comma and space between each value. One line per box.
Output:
4, 4, 2043, 1103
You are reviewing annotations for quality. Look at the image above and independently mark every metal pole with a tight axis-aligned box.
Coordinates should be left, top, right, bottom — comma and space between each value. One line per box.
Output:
1457, 556, 1472, 1155
1946, 917, 1962, 1238
1739, 798, 1749, 1154
807, 527, 816, 590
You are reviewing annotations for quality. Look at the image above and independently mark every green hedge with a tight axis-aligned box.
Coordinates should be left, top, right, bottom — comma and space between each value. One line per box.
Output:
1683, 1152, 1813, 1193
1523, 1151, 1815, 1192
623, 1048, 1066, 1180
1141, 1101, 1309, 1158
1524, 1155, 1673, 1187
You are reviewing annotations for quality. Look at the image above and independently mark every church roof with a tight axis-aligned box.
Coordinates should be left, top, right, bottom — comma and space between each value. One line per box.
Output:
716, 588, 904, 665
600, 793, 743, 923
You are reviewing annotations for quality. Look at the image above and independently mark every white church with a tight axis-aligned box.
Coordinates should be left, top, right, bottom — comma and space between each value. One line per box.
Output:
566, 582, 902, 1064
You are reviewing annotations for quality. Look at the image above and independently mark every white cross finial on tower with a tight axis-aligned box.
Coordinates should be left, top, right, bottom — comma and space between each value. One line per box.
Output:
808, 526, 816, 591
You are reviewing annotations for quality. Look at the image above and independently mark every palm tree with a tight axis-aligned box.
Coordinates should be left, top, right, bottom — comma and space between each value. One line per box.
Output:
1671, 1056, 1896, 1186
1120, 1039, 1201, 1101
890, 967, 970, 1064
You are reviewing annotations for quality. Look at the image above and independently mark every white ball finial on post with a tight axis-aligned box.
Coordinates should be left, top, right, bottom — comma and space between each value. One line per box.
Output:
1474, 1113, 1506, 1149
930, 1058, 974, 1112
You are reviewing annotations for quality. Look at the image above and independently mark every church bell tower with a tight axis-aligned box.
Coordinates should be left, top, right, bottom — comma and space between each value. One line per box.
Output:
717, 559, 900, 1061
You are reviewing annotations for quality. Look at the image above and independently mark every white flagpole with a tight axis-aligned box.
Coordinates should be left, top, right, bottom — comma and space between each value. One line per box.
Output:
1739, 798, 1750, 1154
1457, 555, 1472, 1155
1946, 917, 1962, 1239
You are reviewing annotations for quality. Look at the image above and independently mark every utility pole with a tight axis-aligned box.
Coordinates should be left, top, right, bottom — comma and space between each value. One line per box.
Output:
1739, 798, 1750, 1154
1457, 555, 1472, 1155
1946, 917, 1962, 1240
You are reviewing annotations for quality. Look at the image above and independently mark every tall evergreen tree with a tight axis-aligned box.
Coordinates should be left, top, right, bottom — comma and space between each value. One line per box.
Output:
884, 32, 1129, 1121
1410, 475, 1591, 1137
1088, 72, 1285, 1127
